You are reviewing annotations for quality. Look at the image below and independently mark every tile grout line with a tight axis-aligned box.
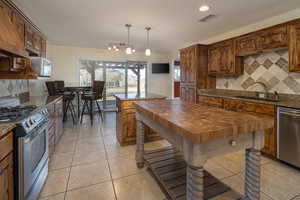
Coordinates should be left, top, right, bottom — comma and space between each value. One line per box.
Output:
100, 123, 119, 200
63, 126, 79, 200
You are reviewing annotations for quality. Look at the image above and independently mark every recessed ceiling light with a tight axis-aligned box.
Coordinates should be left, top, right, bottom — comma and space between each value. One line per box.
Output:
199, 5, 210, 12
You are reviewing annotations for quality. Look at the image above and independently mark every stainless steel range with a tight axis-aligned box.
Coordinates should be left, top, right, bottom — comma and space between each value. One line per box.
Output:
0, 99, 49, 200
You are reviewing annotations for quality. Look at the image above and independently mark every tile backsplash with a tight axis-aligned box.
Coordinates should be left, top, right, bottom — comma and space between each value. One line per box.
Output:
0, 80, 29, 97
216, 49, 300, 94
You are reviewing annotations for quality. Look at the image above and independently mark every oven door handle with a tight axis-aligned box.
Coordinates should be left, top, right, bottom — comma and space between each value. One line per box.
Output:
25, 120, 49, 143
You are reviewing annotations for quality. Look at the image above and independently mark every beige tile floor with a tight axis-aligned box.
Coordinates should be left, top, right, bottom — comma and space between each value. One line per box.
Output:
39, 112, 300, 200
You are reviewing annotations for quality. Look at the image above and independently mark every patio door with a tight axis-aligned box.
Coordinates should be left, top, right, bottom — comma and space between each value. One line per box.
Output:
79, 60, 147, 111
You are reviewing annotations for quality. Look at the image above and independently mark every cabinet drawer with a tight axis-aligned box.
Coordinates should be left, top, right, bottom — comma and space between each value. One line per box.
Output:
0, 132, 13, 161
197, 96, 223, 108
223, 99, 275, 116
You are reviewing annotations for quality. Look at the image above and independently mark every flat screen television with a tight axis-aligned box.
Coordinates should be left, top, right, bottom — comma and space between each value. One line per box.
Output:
152, 63, 170, 74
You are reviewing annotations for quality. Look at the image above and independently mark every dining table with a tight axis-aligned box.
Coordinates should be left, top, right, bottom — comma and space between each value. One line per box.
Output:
64, 86, 92, 118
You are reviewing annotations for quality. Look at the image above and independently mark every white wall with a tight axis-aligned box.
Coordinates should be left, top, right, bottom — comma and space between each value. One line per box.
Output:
46, 44, 172, 97
199, 7, 300, 45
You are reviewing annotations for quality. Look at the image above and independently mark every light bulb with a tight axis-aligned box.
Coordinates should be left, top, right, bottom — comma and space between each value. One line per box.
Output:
145, 48, 151, 56
132, 49, 136, 53
113, 45, 117, 49
199, 5, 210, 12
115, 48, 119, 51
126, 47, 132, 54
108, 46, 112, 50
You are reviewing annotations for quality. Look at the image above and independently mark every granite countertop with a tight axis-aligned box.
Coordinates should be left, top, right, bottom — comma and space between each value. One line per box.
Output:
198, 89, 300, 109
24, 95, 63, 107
134, 100, 274, 143
114, 93, 166, 101
0, 123, 15, 138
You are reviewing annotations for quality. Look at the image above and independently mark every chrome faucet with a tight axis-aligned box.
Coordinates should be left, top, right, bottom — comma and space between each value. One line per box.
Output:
250, 81, 269, 98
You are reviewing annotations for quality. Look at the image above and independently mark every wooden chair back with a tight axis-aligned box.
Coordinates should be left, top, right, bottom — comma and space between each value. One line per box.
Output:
54, 81, 65, 93
93, 81, 105, 100
45, 81, 56, 96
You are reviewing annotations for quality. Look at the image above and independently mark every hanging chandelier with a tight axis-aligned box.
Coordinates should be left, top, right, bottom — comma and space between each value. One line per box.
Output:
107, 24, 152, 56
107, 24, 136, 54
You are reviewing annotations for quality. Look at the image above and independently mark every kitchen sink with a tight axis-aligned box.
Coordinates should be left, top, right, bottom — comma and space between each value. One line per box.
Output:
234, 96, 280, 102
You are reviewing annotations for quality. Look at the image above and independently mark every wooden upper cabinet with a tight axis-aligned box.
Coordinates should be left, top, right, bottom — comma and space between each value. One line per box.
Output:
0, 1, 27, 57
24, 24, 44, 56
25, 25, 34, 51
257, 25, 287, 50
180, 47, 197, 83
41, 38, 46, 57
236, 33, 258, 56
11, 11, 25, 50
180, 44, 215, 87
236, 25, 287, 56
288, 20, 300, 72
208, 40, 242, 76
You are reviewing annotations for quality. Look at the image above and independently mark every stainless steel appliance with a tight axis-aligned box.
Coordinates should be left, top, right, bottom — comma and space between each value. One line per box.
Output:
0, 101, 49, 200
30, 57, 52, 77
278, 107, 300, 168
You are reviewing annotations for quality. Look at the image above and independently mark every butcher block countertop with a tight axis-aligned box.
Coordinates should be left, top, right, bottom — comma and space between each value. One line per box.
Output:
134, 100, 274, 143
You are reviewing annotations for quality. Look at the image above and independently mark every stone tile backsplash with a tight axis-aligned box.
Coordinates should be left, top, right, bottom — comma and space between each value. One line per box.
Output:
216, 49, 300, 94
0, 80, 29, 97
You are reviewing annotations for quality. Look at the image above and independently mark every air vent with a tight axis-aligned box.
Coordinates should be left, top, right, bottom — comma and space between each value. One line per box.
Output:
198, 14, 217, 23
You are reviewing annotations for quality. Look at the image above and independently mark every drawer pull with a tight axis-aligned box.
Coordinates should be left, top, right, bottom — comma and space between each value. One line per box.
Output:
229, 140, 237, 147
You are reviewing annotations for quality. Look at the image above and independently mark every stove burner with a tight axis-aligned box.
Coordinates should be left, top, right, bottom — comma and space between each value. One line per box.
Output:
0, 105, 37, 123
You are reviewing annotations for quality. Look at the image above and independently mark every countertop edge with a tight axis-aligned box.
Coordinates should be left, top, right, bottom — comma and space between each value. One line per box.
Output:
0, 124, 15, 138
197, 89, 300, 109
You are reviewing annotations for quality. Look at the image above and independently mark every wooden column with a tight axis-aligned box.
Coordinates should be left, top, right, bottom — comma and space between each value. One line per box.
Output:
244, 148, 261, 200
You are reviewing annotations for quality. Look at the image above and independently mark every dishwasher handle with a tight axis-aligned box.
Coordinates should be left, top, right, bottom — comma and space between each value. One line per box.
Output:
280, 111, 300, 118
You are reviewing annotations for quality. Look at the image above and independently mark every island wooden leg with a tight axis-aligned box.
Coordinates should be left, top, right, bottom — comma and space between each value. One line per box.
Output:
186, 165, 204, 200
136, 119, 145, 168
244, 148, 261, 200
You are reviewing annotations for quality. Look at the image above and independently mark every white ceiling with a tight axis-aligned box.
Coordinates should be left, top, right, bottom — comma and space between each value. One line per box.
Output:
13, 0, 300, 54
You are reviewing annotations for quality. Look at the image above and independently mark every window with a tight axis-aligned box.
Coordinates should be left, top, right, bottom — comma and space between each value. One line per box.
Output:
79, 60, 147, 110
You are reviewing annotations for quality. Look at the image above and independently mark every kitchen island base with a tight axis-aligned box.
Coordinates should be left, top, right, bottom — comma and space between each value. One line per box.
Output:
135, 106, 268, 200
144, 146, 242, 200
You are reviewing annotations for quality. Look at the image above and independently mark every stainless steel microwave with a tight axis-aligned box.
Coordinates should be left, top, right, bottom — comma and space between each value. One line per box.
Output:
30, 57, 52, 77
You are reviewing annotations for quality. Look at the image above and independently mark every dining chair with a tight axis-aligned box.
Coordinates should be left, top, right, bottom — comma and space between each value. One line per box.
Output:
54, 80, 65, 95
80, 81, 105, 125
63, 91, 77, 124
45, 81, 57, 96
46, 81, 76, 124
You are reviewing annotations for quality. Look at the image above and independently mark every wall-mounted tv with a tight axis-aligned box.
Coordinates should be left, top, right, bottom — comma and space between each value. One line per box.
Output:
152, 63, 170, 74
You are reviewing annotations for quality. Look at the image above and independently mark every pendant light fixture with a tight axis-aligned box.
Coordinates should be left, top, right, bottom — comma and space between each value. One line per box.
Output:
125, 24, 133, 55
145, 27, 151, 56
199, 0, 210, 12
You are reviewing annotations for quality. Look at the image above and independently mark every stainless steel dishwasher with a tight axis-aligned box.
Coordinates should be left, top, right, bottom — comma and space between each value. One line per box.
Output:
278, 107, 300, 168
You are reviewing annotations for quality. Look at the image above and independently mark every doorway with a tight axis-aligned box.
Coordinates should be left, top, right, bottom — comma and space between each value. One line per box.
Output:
79, 60, 147, 111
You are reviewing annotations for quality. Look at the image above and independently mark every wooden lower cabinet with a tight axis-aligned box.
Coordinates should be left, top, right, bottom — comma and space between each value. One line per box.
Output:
0, 132, 14, 200
46, 97, 64, 157
197, 95, 223, 108
288, 20, 300, 72
54, 99, 63, 144
180, 85, 196, 103
116, 98, 163, 146
197, 95, 277, 158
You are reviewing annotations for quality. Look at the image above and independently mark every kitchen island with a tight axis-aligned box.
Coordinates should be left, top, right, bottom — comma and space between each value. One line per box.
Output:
115, 93, 165, 146
134, 100, 274, 200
